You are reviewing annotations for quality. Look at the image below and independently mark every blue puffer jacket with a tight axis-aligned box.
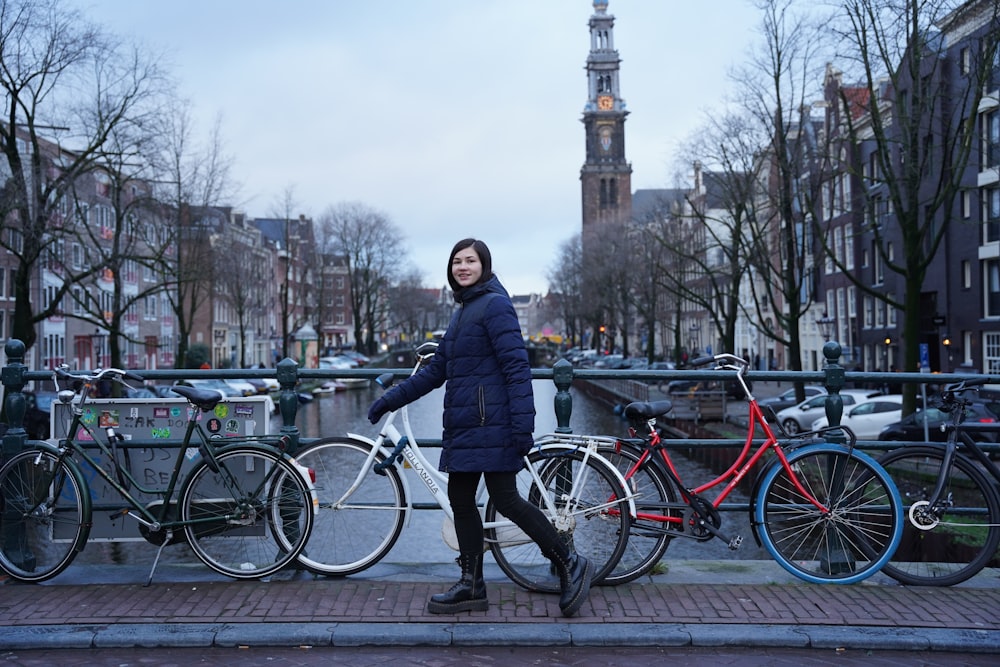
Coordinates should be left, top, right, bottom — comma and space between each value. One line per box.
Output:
378, 275, 535, 473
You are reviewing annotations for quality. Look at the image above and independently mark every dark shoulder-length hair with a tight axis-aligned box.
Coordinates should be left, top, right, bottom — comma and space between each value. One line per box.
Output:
447, 238, 493, 292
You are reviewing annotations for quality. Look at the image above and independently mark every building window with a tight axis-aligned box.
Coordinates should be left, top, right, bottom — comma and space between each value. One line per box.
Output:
962, 260, 972, 289
985, 110, 1000, 171
987, 259, 1000, 318
986, 332, 1000, 374
985, 186, 1000, 243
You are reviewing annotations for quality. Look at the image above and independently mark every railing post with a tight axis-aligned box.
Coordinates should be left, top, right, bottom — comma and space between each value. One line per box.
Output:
276, 357, 301, 453
1, 339, 31, 570
2, 339, 28, 464
822, 340, 846, 445
552, 358, 574, 434
820, 339, 852, 574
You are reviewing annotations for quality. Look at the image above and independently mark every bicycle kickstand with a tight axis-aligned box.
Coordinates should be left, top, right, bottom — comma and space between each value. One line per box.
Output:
145, 531, 173, 587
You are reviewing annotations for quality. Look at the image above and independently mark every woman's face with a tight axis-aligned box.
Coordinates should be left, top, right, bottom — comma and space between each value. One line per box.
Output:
451, 246, 483, 288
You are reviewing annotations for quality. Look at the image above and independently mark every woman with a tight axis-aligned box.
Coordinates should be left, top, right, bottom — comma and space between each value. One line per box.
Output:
367, 238, 592, 617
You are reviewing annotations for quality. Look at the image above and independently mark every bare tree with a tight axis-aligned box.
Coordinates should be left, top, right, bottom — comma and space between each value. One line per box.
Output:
831, 0, 1000, 414
215, 228, 267, 369
388, 267, 436, 343
547, 235, 585, 349
0, 0, 165, 350
319, 202, 406, 355
148, 99, 237, 369
731, 0, 831, 394
270, 187, 311, 360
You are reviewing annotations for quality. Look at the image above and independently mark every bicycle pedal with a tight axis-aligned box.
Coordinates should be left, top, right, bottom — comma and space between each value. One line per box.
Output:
729, 535, 743, 550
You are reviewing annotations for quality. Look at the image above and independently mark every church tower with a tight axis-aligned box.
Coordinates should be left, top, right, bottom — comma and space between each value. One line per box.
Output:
580, 0, 632, 248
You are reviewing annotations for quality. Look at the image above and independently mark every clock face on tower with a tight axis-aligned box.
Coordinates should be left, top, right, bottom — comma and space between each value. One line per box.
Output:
597, 95, 613, 111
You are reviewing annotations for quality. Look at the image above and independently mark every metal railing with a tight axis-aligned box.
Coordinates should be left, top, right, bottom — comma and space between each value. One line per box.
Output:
4, 338, 999, 471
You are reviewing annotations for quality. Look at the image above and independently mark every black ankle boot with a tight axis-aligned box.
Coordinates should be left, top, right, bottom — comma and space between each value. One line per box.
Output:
551, 551, 592, 617
427, 552, 488, 614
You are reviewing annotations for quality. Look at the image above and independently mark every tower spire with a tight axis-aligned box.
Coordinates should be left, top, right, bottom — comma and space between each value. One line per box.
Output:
580, 0, 632, 243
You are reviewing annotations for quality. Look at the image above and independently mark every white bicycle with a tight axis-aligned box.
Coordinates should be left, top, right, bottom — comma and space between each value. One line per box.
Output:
293, 341, 636, 593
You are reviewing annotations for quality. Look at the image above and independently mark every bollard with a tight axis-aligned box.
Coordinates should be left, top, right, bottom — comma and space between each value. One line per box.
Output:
275, 357, 301, 454
552, 358, 574, 434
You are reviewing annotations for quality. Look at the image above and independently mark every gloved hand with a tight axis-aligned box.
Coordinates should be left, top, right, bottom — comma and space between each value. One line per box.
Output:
367, 397, 390, 424
512, 432, 535, 456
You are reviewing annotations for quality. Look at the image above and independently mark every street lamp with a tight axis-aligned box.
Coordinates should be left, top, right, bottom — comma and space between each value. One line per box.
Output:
883, 333, 891, 372
942, 334, 952, 371
816, 312, 836, 342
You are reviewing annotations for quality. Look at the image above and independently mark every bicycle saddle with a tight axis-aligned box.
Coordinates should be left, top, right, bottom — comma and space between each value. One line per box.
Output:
623, 400, 673, 422
170, 385, 225, 411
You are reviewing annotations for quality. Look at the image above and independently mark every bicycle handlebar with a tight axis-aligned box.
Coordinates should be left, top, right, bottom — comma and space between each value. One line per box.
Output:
938, 377, 988, 411
690, 352, 749, 371
53, 364, 145, 386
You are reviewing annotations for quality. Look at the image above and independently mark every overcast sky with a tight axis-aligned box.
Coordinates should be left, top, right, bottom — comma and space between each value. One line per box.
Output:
69, 0, 761, 295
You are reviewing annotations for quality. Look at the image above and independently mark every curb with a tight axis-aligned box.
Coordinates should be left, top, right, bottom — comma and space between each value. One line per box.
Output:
3, 622, 999, 653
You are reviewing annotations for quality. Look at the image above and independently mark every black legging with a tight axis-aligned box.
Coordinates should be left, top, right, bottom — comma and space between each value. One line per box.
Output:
447, 470, 567, 559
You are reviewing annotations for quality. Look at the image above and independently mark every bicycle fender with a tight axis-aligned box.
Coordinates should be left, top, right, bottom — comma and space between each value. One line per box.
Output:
533, 442, 637, 518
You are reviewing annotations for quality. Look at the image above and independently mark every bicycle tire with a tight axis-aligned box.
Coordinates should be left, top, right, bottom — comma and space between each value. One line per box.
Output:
291, 437, 407, 576
597, 441, 680, 585
180, 445, 314, 579
485, 447, 631, 593
756, 443, 903, 584
877, 444, 1000, 586
0, 446, 91, 583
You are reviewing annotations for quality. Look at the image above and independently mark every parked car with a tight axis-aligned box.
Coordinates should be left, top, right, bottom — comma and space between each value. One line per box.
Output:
592, 354, 625, 368
757, 386, 827, 413
318, 356, 369, 390
878, 400, 1000, 443
174, 379, 244, 398
774, 389, 883, 435
22, 389, 57, 440
811, 394, 904, 440
224, 378, 258, 397
151, 385, 181, 399
124, 386, 158, 399
337, 350, 370, 366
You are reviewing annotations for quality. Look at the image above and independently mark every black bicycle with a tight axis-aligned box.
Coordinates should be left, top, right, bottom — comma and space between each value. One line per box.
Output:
877, 378, 1000, 586
0, 365, 315, 584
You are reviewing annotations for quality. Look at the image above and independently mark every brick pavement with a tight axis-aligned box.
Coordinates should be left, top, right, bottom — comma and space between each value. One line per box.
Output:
2, 575, 999, 631
2, 538, 999, 654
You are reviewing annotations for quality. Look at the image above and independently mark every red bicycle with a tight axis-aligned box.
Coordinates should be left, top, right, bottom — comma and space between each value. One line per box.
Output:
600, 352, 904, 585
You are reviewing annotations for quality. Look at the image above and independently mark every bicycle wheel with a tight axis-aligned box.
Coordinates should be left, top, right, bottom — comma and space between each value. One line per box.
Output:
181, 445, 314, 579
756, 443, 903, 584
291, 437, 407, 576
486, 447, 631, 593
597, 441, 681, 585
0, 446, 91, 582
878, 445, 1000, 586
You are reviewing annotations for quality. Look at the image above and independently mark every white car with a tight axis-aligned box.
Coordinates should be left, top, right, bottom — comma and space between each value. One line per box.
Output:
225, 378, 258, 397
774, 389, 883, 435
811, 394, 904, 440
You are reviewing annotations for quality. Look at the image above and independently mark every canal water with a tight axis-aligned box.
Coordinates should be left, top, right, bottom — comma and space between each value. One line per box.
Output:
71, 381, 765, 579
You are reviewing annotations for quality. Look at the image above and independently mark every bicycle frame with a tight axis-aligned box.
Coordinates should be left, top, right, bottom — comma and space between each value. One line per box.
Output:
52, 373, 289, 538
921, 381, 1000, 508
622, 358, 833, 531
344, 400, 635, 547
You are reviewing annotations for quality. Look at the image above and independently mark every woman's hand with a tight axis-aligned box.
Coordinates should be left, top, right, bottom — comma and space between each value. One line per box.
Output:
367, 397, 389, 424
